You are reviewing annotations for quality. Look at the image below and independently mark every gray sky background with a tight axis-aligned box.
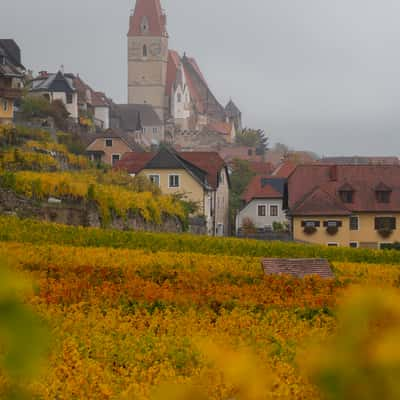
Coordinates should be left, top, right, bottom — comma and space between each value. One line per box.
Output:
2, 0, 400, 156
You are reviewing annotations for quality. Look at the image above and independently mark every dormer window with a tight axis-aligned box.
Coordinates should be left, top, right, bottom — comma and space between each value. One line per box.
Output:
340, 191, 353, 203
376, 191, 390, 203
375, 183, 392, 204
140, 16, 149, 33
339, 183, 354, 204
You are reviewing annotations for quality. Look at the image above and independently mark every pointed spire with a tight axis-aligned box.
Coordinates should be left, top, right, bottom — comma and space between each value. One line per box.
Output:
128, 0, 167, 37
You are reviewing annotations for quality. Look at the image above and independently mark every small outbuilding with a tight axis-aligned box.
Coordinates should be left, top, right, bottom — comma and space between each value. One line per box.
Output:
262, 258, 334, 279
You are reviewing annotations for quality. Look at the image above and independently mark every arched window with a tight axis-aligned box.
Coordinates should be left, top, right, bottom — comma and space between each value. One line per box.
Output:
177, 93, 182, 103
142, 45, 147, 57
140, 16, 149, 33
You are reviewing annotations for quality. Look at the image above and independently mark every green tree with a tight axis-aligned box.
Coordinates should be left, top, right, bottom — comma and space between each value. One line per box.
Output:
235, 128, 269, 155
229, 159, 256, 232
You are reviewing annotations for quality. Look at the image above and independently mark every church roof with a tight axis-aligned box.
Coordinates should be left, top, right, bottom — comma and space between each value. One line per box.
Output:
128, 0, 167, 37
225, 100, 241, 117
181, 55, 225, 118
166, 50, 180, 96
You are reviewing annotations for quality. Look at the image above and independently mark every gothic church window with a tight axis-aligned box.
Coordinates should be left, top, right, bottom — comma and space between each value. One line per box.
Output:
143, 45, 147, 57
140, 16, 149, 33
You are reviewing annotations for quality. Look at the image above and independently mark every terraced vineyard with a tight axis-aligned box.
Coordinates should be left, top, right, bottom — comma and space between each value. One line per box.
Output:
1, 217, 400, 399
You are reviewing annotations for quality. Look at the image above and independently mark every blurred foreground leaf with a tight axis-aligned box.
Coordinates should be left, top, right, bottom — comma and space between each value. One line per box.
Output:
302, 287, 400, 400
0, 257, 49, 398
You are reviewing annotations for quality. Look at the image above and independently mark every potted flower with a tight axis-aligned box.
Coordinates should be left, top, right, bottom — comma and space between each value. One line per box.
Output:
326, 225, 339, 236
378, 227, 393, 238
304, 225, 317, 235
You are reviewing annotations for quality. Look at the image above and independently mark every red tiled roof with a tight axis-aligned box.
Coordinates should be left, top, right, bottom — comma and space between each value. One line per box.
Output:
319, 156, 400, 165
165, 50, 180, 96
273, 161, 297, 178
262, 259, 335, 279
187, 57, 207, 86
290, 187, 351, 216
183, 62, 205, 114
179, 152, 226, 190
249, 162, 274, 175
242, 175, 283, 203
92, 91, 108, 107
116, 151, 227, 190
128, 0, 167, 37
115, 152, 155, 174
219, 147, 264, 163
207, 121, 232, 136
289, 164, 400, 215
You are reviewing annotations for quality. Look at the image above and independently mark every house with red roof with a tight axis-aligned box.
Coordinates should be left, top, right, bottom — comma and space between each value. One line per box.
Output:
236, 176, 288, 234
288, 164, 400, 249
116, 148, 230, 236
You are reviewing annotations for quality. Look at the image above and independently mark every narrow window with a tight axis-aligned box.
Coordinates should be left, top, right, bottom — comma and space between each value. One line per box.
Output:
270, 205, 278, 217
112, 154, 120, 166
169, 175, 180, 188
177, 93, 182, 103
143, 45, 147, 57
349, 216, 359, 231
2, 99, 8, 112
66, 93, 73, 104
153, 127, 158, 133
148, 175, 160, 186
258, 205, 266, 217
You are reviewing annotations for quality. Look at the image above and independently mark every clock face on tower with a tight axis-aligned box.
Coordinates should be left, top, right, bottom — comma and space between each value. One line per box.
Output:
149, 43, 161, 56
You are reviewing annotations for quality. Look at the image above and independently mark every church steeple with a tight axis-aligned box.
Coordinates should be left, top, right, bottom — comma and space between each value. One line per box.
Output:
128, 0, 167, 37
127, 0, 169, 122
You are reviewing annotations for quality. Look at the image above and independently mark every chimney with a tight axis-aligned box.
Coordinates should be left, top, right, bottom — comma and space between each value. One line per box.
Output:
329, 165, 338, 181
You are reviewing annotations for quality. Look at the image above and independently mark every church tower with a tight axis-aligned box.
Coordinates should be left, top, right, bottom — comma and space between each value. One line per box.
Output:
127, 0, 168, 121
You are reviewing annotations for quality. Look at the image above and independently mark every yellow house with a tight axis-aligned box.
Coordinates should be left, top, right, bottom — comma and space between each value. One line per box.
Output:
116, 148, 230, 236
0, 40, 25, 125
85, 131, 140, 166
288, 164, 400, 249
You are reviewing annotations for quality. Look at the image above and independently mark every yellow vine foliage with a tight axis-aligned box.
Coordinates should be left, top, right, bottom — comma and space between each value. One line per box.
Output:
0, 236, 400, 399
6, 171, 185, 224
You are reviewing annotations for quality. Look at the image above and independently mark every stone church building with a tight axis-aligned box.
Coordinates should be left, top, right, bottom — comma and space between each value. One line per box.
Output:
127, 0, 242, 137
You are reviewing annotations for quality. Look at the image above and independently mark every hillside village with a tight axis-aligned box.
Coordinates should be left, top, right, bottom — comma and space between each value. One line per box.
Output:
3, 1, 400, 398
1, 0, 400, 250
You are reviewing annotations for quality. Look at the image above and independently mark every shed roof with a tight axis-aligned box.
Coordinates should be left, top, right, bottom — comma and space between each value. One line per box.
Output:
262, 258, 334, 279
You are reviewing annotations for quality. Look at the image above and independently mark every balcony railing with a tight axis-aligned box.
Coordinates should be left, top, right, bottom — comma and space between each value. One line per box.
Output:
0, 87, 22, 99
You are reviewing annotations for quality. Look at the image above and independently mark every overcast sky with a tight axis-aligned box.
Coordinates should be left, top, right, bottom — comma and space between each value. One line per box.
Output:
2, 0, 400, 156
